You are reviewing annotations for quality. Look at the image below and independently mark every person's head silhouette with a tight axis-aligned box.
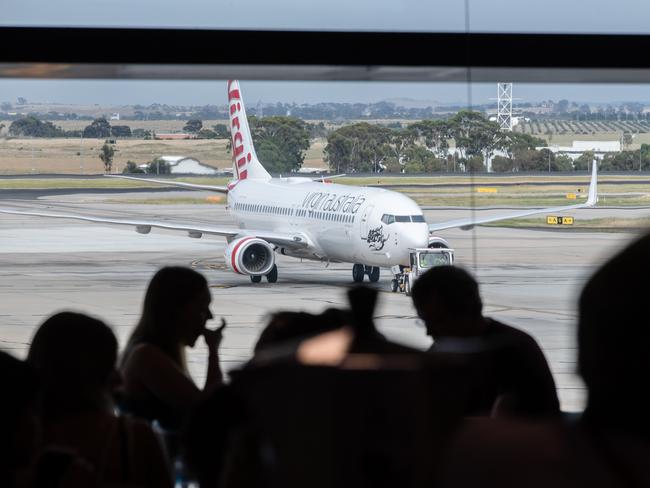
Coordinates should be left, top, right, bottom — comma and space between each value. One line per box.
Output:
126, 266, 213, 368
578, 233, 650, 432
411, 266, 483, 340
27, 312, 117, 417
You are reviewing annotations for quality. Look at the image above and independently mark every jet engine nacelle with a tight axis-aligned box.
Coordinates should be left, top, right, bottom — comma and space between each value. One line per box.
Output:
225, 237, 275, 275
428, 236, 451, 249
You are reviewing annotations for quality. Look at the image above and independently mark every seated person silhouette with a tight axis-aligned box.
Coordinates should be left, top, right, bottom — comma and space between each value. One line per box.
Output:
411, 265, 559, 418
442, 233, 650, 488
120, 267, 225, 431
27, 312, 171, 488
1, 350, 40, 488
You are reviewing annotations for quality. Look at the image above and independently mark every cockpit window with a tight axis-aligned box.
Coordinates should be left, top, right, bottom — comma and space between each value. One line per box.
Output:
381, 214, 396, 224
382, 214, 422, 224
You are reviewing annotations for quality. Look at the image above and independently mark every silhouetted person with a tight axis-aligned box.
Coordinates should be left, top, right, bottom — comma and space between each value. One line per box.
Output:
27, 312, 171, 488
411, 265, 559, 418
442, 234, 650, 487
252, 308, 351, 361
346, 285, 422, 355
0, 351, 39, 488
120, 267, 225, 431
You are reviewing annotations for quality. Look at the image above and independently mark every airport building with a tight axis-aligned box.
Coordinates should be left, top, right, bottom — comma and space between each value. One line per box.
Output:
538, 140, 622, 160
139, 155, 221, 175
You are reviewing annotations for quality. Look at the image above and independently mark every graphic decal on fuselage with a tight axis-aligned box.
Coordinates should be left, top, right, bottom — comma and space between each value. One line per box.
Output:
366, 226, 390, 251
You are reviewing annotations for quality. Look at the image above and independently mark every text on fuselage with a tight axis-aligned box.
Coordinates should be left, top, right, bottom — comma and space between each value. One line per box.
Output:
301, 192, 366, 214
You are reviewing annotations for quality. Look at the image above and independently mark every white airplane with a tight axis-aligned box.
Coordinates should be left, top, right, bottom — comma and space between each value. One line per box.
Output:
0, 80, 598, 284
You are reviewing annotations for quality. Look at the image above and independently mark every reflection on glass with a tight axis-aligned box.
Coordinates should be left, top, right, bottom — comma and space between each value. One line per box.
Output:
1, 77, 647, 415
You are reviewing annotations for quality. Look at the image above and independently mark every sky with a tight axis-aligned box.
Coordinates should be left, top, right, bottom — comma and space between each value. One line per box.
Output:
2, 0, 650, 106
1, 80, 650, 108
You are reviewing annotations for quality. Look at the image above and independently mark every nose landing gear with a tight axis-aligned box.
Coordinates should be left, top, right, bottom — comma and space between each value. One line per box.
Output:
352, 264, 380, 283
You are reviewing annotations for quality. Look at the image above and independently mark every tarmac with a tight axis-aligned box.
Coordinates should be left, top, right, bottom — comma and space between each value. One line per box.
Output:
0, 190, 647, 412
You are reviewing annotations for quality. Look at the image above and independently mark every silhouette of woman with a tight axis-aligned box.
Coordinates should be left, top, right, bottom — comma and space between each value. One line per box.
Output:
120, 267, 225, 431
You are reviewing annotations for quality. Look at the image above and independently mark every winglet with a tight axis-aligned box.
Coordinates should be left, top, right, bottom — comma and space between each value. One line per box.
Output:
585, 158, 598, 207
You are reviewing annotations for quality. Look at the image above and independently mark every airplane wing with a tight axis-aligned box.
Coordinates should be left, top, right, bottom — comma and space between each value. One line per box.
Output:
313, 173, 346, 182
0, 207, 309, 249
428, 160, 599, 232
105, 174, 229, 193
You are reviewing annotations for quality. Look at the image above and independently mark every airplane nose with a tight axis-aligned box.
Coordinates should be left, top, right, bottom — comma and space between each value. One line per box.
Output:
403, 224, 429, 249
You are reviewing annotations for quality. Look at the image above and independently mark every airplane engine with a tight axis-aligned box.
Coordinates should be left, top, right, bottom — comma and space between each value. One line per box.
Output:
428, 236, 450, 249
224, 237, 275, 275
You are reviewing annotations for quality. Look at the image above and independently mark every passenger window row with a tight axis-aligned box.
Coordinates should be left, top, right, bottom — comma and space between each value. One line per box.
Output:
234, 202, 293, 216
234, 202, 355, 223
381, 214, 426, 224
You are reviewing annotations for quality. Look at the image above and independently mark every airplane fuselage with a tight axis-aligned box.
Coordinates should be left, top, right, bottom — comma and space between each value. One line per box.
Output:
227, 177, 429, 267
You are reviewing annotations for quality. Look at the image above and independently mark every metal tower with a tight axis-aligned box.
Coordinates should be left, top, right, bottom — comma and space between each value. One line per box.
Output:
496, 82, 513, 131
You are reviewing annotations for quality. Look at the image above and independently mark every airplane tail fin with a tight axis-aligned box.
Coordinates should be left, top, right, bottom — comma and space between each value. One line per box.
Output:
227, 80, 271, 180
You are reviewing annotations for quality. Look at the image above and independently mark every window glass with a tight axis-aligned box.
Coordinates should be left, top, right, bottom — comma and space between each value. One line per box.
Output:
468, 0, 650, 34
395, 215, 411, 223
419, 251, 451, 268
1, 0, 465, 32
381, 214, 395, 224
411, 215, 426, 223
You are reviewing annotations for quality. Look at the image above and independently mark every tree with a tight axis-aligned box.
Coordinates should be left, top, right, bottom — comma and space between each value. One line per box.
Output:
99, 143, 115, 173
554, 154, 574, 172
386, 128, 416, 169
111, 125, 132, 138
122, 161, 145, 174
408, 120, 450, 158
146, 158, 171, 174
9, 116, 64, 137
324, 122, 392, 173
574, 151, 595, 171
183, 119, 203, 133
197, 128, 217, 139
621, 132, 633, 149
448, 111, 503, 170
249, 116, 310, 173
132, 128, 152, 139
465, 155, 486, 172
212, 124, 230, 138
83, 118, 112, 138
491, 155, 516, 172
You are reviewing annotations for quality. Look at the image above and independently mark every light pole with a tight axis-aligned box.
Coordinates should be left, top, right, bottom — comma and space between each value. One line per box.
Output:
79, 133, 84, 174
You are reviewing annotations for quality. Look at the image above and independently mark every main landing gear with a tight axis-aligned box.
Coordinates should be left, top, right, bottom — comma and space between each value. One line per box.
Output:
250, 264, 278, 284
352, 264, 380, 283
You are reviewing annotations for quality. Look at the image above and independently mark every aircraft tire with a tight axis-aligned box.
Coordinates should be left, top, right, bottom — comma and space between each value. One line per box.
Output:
352, 264, 365, 283
266, 264, 278, 283
368, 266, 380, 283
404, 277, 411, 296
250, 275, 262, 283
390, 279, 399, 292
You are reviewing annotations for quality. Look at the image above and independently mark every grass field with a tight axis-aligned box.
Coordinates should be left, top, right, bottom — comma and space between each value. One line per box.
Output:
0, 137, 233, 174
0, 136, 329, 174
